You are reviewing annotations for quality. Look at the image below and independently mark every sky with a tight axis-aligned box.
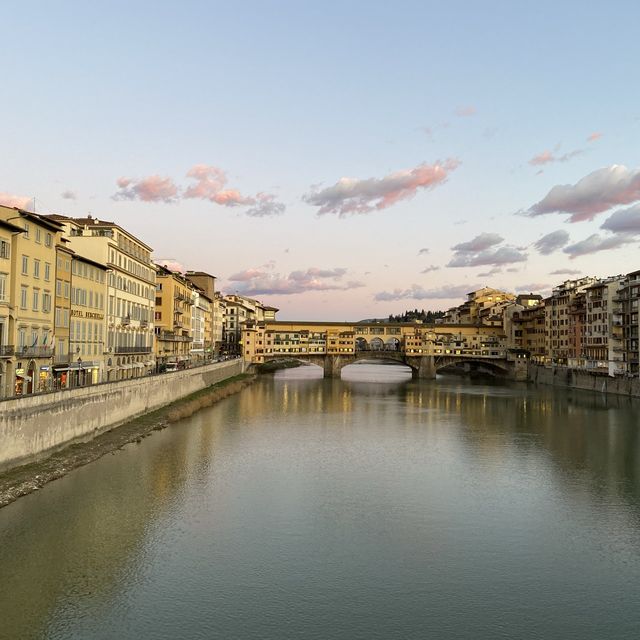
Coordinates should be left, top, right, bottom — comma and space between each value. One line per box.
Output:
2, 0, 640, 320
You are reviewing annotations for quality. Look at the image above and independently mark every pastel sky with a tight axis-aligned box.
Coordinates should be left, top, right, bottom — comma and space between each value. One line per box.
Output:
2, 0, 640, 320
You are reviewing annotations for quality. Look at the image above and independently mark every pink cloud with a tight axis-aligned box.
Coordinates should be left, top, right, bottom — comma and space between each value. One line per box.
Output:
303, 159, 460, 217
528, 147, 584, 166
184, 164, 254, 206
112, 165, 286, 215
155, 259, 185, 273
0, 192, 33, 209
587, 132, 603, 142
455, 105, 477, 117
529, 150, 555, 166
113, 175, 179, 203
527, 165, 640, 222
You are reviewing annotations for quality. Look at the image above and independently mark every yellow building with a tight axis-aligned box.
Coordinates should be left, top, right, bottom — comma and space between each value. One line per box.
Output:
52, 241, 73, 388
0, 217, 24, 397
49, 215, 156, 379
242, 321, 508, 364
154, 265, 194, 368
68, 255, 108, 386
0, 206, 64, 395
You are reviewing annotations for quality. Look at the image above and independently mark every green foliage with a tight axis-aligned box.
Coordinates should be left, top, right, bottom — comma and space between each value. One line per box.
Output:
387, 309, 445, 323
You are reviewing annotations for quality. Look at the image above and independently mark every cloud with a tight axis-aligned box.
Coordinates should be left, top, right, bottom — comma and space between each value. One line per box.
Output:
61, 190, 77, 200
114, 175, 179, 203
421, 265, 440, 273
112, 164, 286, 216
245, 193, 286, 217
375, 283, 476, 302
451, 232, 503, 253
600, 203, 640, 235
526, 165, 640, 222
455, 105, 477, 117
418, 247, 430, 255
303, 159, 460, 216
528, 148, 584, 166
155, 259, 185, 273
516, 282, 552, 293
227, 266, 363, 296
184, 164, 254, 206
587, 132, 603, 142
447, 233, 527, 268
563, 233, 632, 258
529, 150, 555, 166
506, 267, 519, 273
549, 268, 582, 275
533, 230, 570, 255
477, 268, 501, 277
448, 246, 528, 268
0, 192, 32, 209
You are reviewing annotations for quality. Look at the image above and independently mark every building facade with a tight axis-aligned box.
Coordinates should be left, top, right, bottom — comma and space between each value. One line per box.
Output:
49, 215, 156, 379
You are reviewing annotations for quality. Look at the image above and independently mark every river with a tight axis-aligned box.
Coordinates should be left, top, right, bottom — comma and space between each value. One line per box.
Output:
1, 364, 639, 639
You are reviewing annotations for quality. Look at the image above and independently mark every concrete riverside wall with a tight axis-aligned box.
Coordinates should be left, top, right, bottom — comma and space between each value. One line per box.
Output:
528, 363, 640, 398
0, 359, 244, 473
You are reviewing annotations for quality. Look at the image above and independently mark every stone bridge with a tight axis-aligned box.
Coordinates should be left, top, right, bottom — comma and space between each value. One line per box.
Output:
261, 349, 521, 380
243, 320, 529, 381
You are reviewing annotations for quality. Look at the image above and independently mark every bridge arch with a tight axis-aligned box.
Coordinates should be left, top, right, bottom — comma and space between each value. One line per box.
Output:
370, 337, 384, 351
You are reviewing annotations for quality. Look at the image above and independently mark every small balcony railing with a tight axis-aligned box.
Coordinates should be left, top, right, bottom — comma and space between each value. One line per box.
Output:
0, 345, 14, 357
18, 346, 54, 357
114, 346, 152, 354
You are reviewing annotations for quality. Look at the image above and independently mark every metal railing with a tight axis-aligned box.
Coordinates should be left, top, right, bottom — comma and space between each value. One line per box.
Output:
114, 346, 152, 354
0, 345, 14, 357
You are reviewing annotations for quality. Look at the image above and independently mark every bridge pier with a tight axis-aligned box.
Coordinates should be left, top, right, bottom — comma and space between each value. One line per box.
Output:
410, 355, 436, 380
323, 354, 355, 378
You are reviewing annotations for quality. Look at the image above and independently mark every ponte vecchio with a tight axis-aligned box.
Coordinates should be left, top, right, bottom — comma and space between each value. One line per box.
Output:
242, 321, 528, 380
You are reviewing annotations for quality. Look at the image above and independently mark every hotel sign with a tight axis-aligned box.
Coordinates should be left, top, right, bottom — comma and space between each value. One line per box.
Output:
71, 310, 104, 320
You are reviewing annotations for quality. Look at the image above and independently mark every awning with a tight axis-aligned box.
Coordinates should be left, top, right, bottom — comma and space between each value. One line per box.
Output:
120, 364, 133, 370
53, 367, 70, 372
133, 362, 145, 369
16, 374, 32, 381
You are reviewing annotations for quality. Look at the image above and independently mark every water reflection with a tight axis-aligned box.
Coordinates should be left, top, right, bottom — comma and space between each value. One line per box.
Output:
0, 364, 639, 639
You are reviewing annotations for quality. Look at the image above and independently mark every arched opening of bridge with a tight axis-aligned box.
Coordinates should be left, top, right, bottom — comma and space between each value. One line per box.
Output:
385, 337, 400, 351
370, 337, 384, 351
355, 337, 369, 351
341, 359, 413, 382
436, 359, 508, 380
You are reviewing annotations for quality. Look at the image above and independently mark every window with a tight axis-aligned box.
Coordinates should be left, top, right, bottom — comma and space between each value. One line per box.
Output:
23, 223, 30, 239
43, 292, 51, 313
56, 279, 62, 297
64, 282, 70, 298
21, 256, 28, 275
0, 240, 9, 259
33, 259, 40, 279
45, 233, 52, 247
20, 286, 28, 309
44, 263, 51, 281
32, 289, 39, 311
0, 274, 6, 302
35, 228, 41, 243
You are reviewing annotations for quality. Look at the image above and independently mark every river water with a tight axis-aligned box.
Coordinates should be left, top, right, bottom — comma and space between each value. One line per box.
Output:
1, 364, 640, 640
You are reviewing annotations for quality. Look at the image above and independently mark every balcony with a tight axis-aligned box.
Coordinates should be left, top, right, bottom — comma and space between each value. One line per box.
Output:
140, 320, 149, 328
157, 331, 191, 342
114, 346, 152, 354
121, 316, 131, 326
0, 345, 14, 357
18, 346, 54, 358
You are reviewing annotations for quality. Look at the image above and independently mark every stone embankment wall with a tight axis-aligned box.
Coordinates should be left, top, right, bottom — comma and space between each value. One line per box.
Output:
0, 360, 244, 472
528, 364, 640, 398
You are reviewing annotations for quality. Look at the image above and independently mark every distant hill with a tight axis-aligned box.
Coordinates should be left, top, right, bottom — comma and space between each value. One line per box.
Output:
358, 309, 445, 324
